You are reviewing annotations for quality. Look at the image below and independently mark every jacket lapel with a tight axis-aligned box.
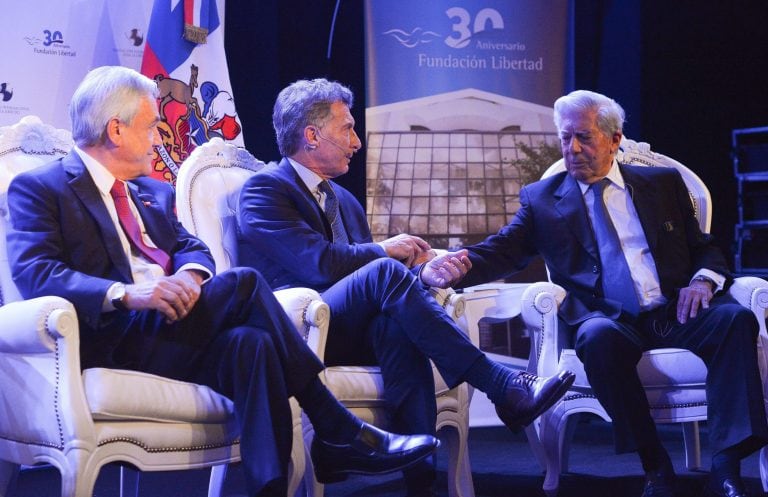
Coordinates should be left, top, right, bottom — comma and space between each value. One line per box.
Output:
620, 164, 660, 251
553, 173, 599, 259
63, 153, 133, 281
278, 158, 335, 240
126, 182, 175, 252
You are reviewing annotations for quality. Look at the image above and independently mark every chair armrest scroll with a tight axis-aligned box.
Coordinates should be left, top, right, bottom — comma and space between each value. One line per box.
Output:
520, 282, 566, 377
0, 296, 77, 354
272, 287, 324, 338
272, 287, 331, 361
429, 287, 466, 322
728, 276, 768, 338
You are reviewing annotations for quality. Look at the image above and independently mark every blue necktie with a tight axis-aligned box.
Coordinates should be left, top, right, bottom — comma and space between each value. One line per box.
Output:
590, 179, 640, 316
318, 180, 349, 244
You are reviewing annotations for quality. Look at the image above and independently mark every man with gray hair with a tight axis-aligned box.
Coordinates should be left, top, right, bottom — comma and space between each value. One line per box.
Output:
238, 78, 575, 497
437, 89, 768, 497
6, 66, 441, 497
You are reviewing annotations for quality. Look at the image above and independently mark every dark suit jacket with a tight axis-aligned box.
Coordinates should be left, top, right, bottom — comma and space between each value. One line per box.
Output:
237, 158, 386, 291
7, 151, 214, 361
457, 164, 731, 325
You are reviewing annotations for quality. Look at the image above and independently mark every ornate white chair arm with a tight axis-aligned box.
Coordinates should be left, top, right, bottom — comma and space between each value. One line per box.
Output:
0, 296, 94, 447
273, 287, 331, 360
430, 287, 466, 325
520, 282, 567, 378
728, 276, 768, 338
0, 296, 78, 353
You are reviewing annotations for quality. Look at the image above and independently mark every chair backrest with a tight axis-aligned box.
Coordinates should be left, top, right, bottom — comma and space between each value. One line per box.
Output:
175, 137, 266, 273
542, 136, 712, 233
0, 116, 73, 305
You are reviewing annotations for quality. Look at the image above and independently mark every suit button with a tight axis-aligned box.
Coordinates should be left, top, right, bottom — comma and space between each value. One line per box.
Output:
592, 265, 599, 273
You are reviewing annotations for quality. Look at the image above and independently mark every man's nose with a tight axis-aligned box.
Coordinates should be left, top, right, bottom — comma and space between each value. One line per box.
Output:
351, 130, 362, 151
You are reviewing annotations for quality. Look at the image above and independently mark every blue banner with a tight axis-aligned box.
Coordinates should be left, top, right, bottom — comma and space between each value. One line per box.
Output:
364, 0, 572, 251
365, 1, 571, 107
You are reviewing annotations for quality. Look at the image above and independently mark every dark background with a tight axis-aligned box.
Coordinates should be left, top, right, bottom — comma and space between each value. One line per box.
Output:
225, 0, 768, 268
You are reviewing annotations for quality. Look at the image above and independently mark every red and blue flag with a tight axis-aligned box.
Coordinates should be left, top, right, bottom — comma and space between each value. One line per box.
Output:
141, 0, 243, 183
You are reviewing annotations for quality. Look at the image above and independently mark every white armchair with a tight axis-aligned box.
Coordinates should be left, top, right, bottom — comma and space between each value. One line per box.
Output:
0, 117, 317, 497
176, 137, 476, 497
175, 137, 327, 497
522, 137, 768, 495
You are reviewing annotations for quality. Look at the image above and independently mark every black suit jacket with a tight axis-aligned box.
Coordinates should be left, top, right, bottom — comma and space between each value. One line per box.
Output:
458, 164, 731, 324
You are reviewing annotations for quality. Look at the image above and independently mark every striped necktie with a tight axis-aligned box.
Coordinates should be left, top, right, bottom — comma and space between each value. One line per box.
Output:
318, 180, 349, 244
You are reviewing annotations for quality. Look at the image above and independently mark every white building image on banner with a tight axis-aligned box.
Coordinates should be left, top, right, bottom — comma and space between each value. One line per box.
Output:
365, 88, 559, 249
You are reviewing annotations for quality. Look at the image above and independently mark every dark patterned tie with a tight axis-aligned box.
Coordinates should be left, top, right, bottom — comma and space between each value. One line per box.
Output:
590, 179, 640, 316
318, 180, 349, 244
110, 180, 171, 274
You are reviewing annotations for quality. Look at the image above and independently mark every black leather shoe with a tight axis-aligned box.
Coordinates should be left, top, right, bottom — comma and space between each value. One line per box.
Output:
706, 478, 750, 497
494, 370, 575, 432
641, 470, 675, 497
311, 423, 439, 483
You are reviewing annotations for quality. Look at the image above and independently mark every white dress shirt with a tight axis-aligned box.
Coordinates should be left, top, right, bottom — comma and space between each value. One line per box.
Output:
74, 147, 212, 310
579, 161, 724, 311
287, 157, 328, 209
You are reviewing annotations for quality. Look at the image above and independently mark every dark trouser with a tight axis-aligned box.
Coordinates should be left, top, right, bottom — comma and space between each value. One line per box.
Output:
571, 295, 768, 459
94, 267, 325, 497
320, 258, 483, 491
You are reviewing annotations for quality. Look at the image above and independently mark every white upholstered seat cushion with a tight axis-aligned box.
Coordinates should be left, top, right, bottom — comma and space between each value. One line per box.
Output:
323, 364, 452, 407
559, 347, 708, 405
83, 368, 234, 423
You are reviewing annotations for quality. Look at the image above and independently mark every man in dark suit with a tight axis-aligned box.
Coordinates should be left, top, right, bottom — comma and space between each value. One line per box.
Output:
237, 78, 575, 497
447, 90, 767, 497
5, 66, 440, 497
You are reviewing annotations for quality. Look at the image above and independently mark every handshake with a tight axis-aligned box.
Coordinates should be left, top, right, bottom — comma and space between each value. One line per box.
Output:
378, 234, 472, 288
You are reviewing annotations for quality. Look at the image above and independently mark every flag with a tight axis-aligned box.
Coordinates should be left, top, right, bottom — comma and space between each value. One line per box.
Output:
141, 0, 243, 183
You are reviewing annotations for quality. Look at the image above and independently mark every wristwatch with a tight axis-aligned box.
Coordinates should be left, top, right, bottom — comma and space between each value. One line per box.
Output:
110, 283, 129, 312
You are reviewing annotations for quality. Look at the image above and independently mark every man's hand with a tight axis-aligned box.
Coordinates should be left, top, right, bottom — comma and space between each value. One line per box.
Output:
123, 269, 204, 323
420, 249, 472, 288
379, 234, 431, 267
676, 279, 713, 324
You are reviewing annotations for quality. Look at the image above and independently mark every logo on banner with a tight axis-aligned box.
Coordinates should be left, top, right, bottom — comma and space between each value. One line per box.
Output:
24, 29, 76, 57
127, 29, 145, 47
114, 28, 145, 61
0, 80, 28, 118
385, 7, 509, 49
150, 64, 241, 182
383, 28, 441, 48
384, 7, 540, 73
0, 83, 13, 102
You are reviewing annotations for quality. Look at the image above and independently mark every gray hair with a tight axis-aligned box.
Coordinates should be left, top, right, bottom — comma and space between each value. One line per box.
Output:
553, 90, 625, 137
69, 66, 158, 147
272, 78, 354, 156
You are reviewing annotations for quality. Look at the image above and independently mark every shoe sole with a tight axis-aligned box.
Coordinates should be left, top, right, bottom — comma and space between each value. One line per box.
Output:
499, 371, 576, 432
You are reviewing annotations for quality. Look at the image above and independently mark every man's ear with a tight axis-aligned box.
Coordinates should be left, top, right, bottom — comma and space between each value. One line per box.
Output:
611, 131, 623, 154
104, 117, 122, 146
304, 125, 320, 149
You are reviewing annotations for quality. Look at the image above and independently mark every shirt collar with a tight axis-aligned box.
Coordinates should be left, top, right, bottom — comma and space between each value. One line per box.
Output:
73, 145, 118, 196
577, 158, 626, 195
287, 157, 325, 199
